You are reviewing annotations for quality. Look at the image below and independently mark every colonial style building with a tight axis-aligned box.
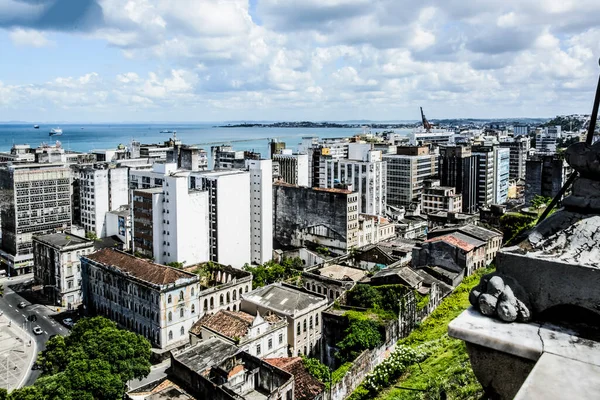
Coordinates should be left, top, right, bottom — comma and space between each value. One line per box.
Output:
196, 263, 253, 316
189, 309, 288, 359
33, 233, 94, 309
241, 283, 328, 357
81, 248, 200, 349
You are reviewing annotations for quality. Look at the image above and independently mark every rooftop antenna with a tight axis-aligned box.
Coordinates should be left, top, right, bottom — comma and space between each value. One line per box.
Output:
537, 57, 600, 225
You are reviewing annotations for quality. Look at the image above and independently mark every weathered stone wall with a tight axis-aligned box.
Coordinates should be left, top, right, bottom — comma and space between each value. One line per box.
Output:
273, 184, 349, 251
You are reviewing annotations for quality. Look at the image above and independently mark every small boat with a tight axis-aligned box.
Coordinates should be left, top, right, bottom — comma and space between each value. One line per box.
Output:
49, 127, 63, 136
160, 130, 174, 134
33, 125, 39, 129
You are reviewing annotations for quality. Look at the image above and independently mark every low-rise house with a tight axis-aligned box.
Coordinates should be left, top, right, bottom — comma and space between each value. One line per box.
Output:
241, 283, 328, 357
265, 357, 325, 400
81, 248, 200, 349
369, 265, 423, 291
427, 224, 503, 265
412, 231, 486, 278
189, 309, 288, 358
33, 233, 95, 309
193, 263, 253, 317
303, 264, 368, 302
356, 214, 396, 247
426, 211, 477, 229
396, 215, 428, 239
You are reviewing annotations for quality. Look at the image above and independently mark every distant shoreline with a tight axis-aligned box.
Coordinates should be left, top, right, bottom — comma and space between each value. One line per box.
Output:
216, 122, 416, 129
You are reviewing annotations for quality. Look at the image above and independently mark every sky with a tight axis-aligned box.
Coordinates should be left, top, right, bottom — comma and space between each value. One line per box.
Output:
1, 0, 600, 122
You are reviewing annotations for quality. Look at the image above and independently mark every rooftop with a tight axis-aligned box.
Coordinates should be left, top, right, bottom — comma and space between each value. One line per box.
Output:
34, 233, 92, 249
371, 266, 423, 289
264, 357, 325, 400
134, 187, 163, 194
426, 232, 485, 252
85, 248, 196, 286
242, 283, 327, 316
190, 310, 267, 339
317, 264, 367, 282
172, 338, 239, 376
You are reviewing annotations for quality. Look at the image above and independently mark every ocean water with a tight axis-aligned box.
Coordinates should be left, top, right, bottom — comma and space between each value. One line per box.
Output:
0, 123, 411, 160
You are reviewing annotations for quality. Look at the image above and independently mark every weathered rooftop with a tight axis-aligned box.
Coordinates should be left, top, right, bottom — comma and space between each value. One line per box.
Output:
34, 232, 92, 249
426, 232, 485, 252
371, 266, 423, 289
242, 284, 327, 316
317, 264, 367, 282
172, 338, 238, 376
85, 248, 196, 286
190, 310, 256, 339
264, 357, 325, 400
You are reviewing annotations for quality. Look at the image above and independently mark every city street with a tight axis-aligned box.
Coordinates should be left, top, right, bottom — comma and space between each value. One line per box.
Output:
0, 275, 70, 387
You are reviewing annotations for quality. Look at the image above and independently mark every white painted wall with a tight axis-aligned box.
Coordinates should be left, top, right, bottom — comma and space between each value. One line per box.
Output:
216, 173, 251, 267
247, 160, 273, 265
109, 168, 129, 209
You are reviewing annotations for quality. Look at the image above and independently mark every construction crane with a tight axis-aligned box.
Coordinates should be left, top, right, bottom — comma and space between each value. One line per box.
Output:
420, 107, 433, 132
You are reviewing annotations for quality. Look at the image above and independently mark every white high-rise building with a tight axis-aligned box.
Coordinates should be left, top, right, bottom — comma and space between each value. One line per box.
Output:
322, 149, 387, 215
132, 170, 210, 266
272, 152, 309, 187
75, 164, 129, 237
247, 159, 273, 265
494, 147, 510, 204
191, 170, 251, 268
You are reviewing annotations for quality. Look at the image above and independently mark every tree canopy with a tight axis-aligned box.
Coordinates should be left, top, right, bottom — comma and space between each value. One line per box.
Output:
244, 257, 303, 288
9, 316, 151, 400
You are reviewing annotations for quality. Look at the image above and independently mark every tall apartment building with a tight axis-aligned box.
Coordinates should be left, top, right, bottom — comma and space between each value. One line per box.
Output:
536, 126, 561, 154
269, 139, 286, 158
310, 140, 349, 188
33, 233, 94, 309
384, 146, 437, 209
472, 145, 496, 208
273, 183, 359, 254
525, 154, 570, 205
167, 144, 208, 171
132, 172, 210, 266
0, 164, 72, 275
499, 136, 530, 180
211, 145, 261, 170
494, 147, 510, 204
409, 129, 455, 146
513, 124, 529, 136
438, 145, 477, 214
82, 248, 201, 349
191, 170, 251, 268
247, 159, 273, 265
421, 179, 463, 215
322, 149, 386, 215
73, 164, 129, 237
273, 152, 309, 187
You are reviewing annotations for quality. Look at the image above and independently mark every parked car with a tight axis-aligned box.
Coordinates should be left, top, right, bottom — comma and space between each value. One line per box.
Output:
62, 318, 74, 327
17, 301, 27, 309
32, 326, 43, 335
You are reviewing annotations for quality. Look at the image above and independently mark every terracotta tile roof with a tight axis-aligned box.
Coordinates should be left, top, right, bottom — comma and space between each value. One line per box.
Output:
265, 357, 325, 400
426, 234, 477, 252
193, 310, 255, 339
85, 248, 195, 286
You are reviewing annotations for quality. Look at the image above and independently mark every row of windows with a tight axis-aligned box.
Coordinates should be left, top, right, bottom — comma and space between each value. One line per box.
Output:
296, 314, 319, 335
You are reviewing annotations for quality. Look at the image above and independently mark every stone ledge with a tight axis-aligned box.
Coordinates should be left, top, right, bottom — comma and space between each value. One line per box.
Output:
514, 353, 600, 400
448, 307, 542, 361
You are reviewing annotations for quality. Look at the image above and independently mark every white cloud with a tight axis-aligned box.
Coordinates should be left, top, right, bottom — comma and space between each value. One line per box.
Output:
9, 28, 53, 47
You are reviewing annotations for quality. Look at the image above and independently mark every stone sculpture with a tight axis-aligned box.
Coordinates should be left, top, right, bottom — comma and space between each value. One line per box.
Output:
469, 273, 531, 322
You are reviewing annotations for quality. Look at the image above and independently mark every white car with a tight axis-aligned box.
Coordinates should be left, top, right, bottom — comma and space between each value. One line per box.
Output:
62, 318, 74, 327
32, 326, 43, 335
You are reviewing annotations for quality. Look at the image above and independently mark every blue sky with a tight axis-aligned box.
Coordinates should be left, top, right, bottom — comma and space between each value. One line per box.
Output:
1, 0, 600, 122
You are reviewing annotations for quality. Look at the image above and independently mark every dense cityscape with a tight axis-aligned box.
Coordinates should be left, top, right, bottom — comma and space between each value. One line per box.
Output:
2, 0, 600, 399
0, 109, 593, 399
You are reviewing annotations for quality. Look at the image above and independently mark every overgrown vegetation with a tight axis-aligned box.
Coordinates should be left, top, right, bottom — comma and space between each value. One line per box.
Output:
4, 317, 151, 400
302, 356, 331, 385
165, 261, 184, 269
347, 267, 494, 400
499, 212, 536, 244
346, 284, 408, 316
243, 257, 303, 288
530, 195, 552, 211
337, 310, 384, 363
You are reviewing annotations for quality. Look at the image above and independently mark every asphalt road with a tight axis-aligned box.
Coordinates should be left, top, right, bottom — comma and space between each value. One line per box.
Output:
0, 275, 70, 386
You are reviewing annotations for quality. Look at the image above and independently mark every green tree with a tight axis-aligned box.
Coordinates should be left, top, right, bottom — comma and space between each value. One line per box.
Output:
244, 257, 303, 288
347, 284, 383, 309
336, 312, 383, 363
84, 232, 98, 241
530, 195, 552, 210
166, 261, 184, 269
301, 356, 331, 384
7, 387, 43, 400
31, 316, 151, 400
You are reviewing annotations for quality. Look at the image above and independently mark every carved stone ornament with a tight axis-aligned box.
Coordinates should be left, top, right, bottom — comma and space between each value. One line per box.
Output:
469, 273, 531, 323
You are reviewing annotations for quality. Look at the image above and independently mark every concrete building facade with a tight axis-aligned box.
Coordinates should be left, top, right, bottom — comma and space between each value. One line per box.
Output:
247, 159, 273, 265
421, 179, 463, 215
273, 152, 309, 187
525, 154, 570, 205
438, 145, 477, 214
82, 248, 201, 349
494, 147, 510, 204
0, 164, 72, 275
384, 149, 437, 209
33, 233, 94, 309
499, 136, 530, 181
273, 183, 359, 254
